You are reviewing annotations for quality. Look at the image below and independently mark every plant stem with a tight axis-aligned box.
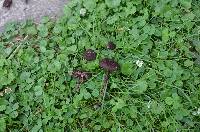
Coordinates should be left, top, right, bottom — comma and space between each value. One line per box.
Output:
101, 72, 109, 109
75, 81, 81, 92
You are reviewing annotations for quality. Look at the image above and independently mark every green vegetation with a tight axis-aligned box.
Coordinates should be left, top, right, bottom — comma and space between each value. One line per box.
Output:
0, 0, 200, 131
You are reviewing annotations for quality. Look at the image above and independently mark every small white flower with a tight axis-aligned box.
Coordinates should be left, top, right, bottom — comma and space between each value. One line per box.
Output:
4, 87, 12, 94
147, 101, 151, 109
192, 111, 197, 116
136, 60, 144, 67
80, 8, 87, 16
0, 92, 3, 96
192, 107, 200, 116
197, 108, 200, 115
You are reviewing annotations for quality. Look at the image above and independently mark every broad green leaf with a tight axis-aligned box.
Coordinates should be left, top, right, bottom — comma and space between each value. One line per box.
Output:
41, 17, 50, 24
105, 0, 121, 8
63, 6, 72, 18
179, 0, 192, 9
81, 89, 91, 100
0, 118, 6, 132
125, 5, 136, 17
165, 97, 173, 105
129, 27, 139, 40
0, 58, 6, 67
184, 60, 193, 67
34, 86, 43, 96
20, 72, 31, 80
37, 24, 48, 37
121, 62, 134, 76
53, 60, 61, 71
112, 98, 126, 112
12, 103, 19, 111
31, 124, 42, 132
126, 119, 133, 126
83, 60, 98, 70
129, 106, 137, 118
10, 111, 18, 118
26, 26, 37, 35
107, 15, 119, 25
92, 88, 99, 97
162, 28, 169, 43
0, 99, 7, 112
132, 80, 148, 94
151, 101, 165, 115
83, 0, 96, 11
53, 25, 63, 34
163, 68, 173, 77
66, 45, 77, 53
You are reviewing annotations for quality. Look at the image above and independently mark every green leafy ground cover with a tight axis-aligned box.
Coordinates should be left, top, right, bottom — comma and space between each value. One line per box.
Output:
0, 0, 200, 131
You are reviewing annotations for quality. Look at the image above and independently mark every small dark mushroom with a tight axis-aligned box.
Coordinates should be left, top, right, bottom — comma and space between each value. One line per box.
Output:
107, 42, 116, 50
3, 0, 12, 8
72, 70, 91, 91
100, 58, 119, 72
83, 49, 97, 61
99, 58, 119, 107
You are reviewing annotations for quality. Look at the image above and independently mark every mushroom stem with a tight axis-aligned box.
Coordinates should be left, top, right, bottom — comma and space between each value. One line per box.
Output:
101, 71, 109, 109
75, 77, 84, 92
75, 81, 81, 92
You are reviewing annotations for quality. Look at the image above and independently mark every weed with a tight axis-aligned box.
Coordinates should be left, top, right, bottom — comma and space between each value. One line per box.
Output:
0, 0, 200, 131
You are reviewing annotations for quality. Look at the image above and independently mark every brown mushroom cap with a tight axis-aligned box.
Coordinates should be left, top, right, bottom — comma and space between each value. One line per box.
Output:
100, 58, 119, 72
107, 42, 116, 50
84, 49, 97, 61
72, 70, 91, 82
3, 0, 12, 8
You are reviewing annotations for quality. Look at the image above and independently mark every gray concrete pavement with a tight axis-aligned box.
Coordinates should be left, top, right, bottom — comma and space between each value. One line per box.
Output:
0, 0, 68, 32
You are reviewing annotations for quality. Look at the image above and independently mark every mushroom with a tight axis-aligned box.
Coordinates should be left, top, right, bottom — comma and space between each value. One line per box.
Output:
3, 0, 12, 8
72, 70, 91, 91
107, 42, 116, 50
99, 58, 119, 107
83, 49, 97, 61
